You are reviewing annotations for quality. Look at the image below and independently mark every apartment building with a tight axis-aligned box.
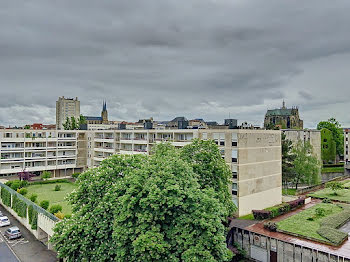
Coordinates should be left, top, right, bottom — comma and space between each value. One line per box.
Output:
86, 129, 282, 216
56, 96, 80, 130
0, 130, 84, 177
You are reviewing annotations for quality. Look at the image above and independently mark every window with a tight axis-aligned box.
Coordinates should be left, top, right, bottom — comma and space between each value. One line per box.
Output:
232, 183, 237, 190
231, 150, 237, 163
232, 133, 238, 147
232, 172, 237, 179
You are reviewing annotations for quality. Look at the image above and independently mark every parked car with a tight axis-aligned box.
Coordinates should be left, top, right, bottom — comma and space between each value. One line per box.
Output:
5, 226, 21, 240
0, 211, 2, 216
0, 216, 10, 227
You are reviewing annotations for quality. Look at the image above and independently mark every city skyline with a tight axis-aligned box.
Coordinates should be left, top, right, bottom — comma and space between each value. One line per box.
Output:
1, 1, 350, 127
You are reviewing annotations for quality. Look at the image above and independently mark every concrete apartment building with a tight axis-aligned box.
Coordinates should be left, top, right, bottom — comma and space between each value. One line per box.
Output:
0, 130, 85, 177
0, 128, 281, 216
86, 129, 282, 216
56, 97, 80, 130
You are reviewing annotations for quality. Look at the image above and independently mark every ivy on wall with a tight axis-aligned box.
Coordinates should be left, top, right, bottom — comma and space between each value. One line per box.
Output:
28, 205, 38, 230
0, 187, 11, 207
12, 194, 27, 218
321, 128, 336, 164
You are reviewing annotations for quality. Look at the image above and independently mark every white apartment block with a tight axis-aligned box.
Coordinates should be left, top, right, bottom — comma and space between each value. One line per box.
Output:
86, 129, 282, 216
56, 96, 80, 130
0, 128, 281, 216
344, 128, 350, 163
0, 130, 85, 177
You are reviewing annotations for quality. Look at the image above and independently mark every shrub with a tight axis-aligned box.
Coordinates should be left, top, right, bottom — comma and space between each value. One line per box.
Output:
317, 226, 348, 246
10, 180, 22, 191
54, 185, 61, 191
263, 222, 277, 232
71, 172, 81, 179
41, 171, 52, 180
49, 204, 62, 214
307, 217, 314, 221
30, 179, 70, 185
20, 180, 28, 188
18, 188, 28, 195
12, 195, 27, 218
326, 181, 343, 195
29, 194, 38, 202
315, 207, 326, 217
322, 198, 332, 203
1, 187, 11, 206
252, 210, 271, 220
64, 214, 72, 219
54, 211, 65, 219
31, 208, 38, 230
40, 200, 50, 210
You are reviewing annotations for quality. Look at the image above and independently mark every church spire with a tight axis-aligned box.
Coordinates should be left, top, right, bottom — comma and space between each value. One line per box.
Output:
282, 100, 286, 109
102, 100, 107, 111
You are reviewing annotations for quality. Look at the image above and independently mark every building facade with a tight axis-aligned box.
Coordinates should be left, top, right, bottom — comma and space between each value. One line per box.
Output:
0, 128, 282, 216
264, 101, 303, 129
0, 130, 85, 177
56, 97, 80, 130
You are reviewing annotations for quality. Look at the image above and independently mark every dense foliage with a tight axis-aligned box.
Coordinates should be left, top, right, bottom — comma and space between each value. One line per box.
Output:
63, 115, 86, 130
12, 194, 27, 218
281, 133, 296, 188
317, 118, 343, 160
40, 200, 50, 210
51, 143, 233, 262
292, 141, 320, 189
1, 187, 11, 206
28, 205, 38, 230
49, 204, 63, 214
325, 181, 343, 195
320, 128, 337, 164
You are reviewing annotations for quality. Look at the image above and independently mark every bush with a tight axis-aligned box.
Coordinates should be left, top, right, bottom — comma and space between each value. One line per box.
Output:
12, 195, 27, 218
10, 180, 22, 191
1, 187, 11, 206
71, 172, 81, 179
40, 200, 50, 210
20, 180, 28, 188
315, 207, 326, 217
4, 181, 13, 187
64, 214, 72, 219
41, 171, 52, 180
18, 188, 28, 195
29, 194, 38, 203
54, 211, 65, 219
263, 222, 277, 232
317, 226, 348, 246
54, 185, 61, 191
322, 198, 332, 203
252, 210, 271, 220
49, 204, 62, 214
31, 208, 38, 230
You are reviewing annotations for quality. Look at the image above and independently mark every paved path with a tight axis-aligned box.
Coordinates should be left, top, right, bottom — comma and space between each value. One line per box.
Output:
0, 233, 19, 262
0, 205, 58, 262
339, 221, 350, 235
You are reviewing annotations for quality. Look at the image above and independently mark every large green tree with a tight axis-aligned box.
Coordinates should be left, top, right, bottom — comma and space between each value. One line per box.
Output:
292, 141, 321, 189
317, 118, 343, 159
51, 144, 233, 262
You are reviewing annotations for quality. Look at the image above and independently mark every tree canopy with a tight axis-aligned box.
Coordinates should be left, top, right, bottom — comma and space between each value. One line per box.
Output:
281, 133, 296, 188
292, 141, 321, 189
51, 142, 234, 262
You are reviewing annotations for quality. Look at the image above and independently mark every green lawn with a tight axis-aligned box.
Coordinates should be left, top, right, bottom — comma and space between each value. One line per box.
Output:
276, 203, 343, 244
282, 188, 296, 196
25, 182, 76, 215
237, 214, 254, 220
308, 188, 350, 203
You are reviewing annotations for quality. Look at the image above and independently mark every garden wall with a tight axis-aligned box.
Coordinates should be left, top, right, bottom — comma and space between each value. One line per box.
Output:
0, 183, 58, 250
321, 172, 346, 183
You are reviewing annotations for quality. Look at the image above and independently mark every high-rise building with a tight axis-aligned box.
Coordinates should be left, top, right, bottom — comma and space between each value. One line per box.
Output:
56, 97, 80, 130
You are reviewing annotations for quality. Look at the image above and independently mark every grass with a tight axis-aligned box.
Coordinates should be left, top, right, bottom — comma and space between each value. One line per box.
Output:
308, 188, 350, 203
237, 214, 254, 220
282, 188, 296, 196
25, 182, 76, 215
276, 203, 343, 244
321, 167, 344, 173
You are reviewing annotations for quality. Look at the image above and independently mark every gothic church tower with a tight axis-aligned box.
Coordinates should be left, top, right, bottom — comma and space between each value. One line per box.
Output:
101, 100, 108, 124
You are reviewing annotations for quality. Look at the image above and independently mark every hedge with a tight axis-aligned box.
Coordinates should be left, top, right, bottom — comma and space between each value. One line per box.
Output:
253, 198, 305, 220
12, 194, 27, 218
1, 187, 11, 206
317, 226, 348, 246
320, 208, 350, 229
30, 179, 71, 185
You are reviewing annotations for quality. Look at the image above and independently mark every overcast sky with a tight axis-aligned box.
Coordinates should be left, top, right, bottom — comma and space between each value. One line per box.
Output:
1, 0, 350, 128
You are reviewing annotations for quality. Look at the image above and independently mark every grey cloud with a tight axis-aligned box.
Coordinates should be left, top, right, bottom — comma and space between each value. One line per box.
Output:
1, 0, 350, 127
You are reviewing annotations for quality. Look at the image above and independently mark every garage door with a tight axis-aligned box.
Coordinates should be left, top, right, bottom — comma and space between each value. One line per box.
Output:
250, 245, 268, 262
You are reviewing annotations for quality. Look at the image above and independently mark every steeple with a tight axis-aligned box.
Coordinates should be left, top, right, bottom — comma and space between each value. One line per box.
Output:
282, 100, 286, 109
101, 100, 108, 124
102, 100, 107, 112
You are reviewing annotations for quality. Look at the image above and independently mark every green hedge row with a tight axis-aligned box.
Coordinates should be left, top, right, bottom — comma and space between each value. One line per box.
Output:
30, 179, 71, 185
317, 205, 350, 245
321, 167, 344, 173
1, 187, 11, 206
317, 226, 348, 246
12, 194, 27, 218
28, 205, 38, 230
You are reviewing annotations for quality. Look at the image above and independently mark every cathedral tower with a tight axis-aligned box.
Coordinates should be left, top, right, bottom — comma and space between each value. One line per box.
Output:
101, 100, 108, 124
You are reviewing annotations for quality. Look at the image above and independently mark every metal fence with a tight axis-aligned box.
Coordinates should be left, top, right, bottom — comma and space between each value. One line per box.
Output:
0, 182, 59, 222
